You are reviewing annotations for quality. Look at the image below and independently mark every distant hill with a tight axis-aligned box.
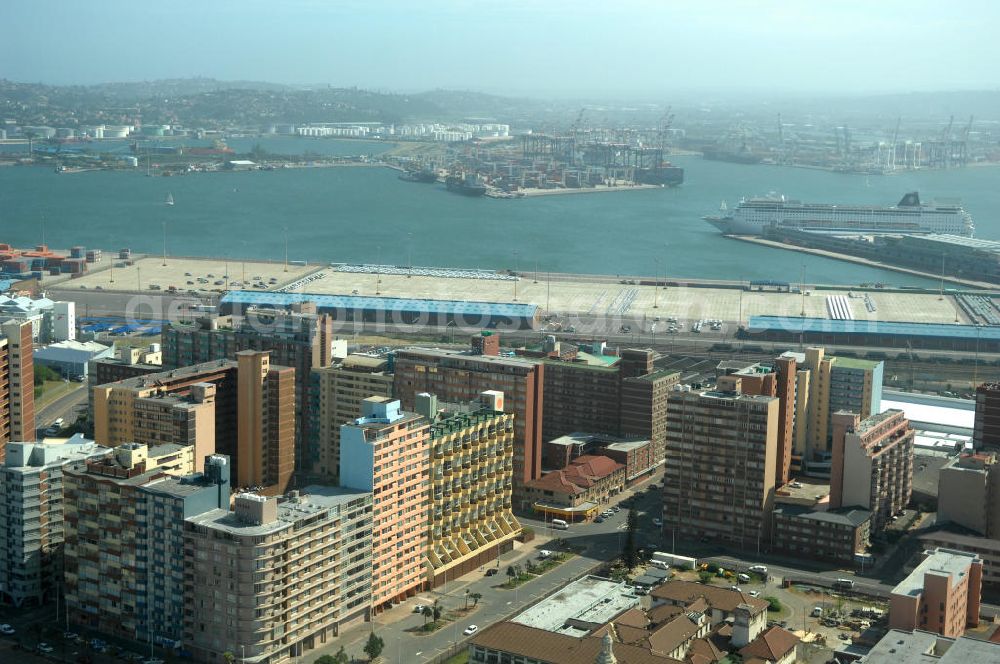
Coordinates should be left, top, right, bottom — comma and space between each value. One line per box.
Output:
0, 78, 534, 128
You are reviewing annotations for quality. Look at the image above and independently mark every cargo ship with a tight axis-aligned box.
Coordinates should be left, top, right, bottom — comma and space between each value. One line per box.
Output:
635, 164, 684, 186
399, 168, 438, 183
704, 192, 974, 237
702, 145, 763, 165
445, 173, 488, 197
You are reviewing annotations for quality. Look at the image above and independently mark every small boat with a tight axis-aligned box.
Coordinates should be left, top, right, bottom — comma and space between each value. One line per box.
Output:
165, 193, 174, 206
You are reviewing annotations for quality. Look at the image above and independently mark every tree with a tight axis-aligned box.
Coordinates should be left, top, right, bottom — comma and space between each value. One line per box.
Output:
222, 652, 235, 664
622, 506, 639, 570
314, 647, 349, 664
363, 632, 384, 662
470, 592, 482, 607
765, 596, 782, 612
506, 565, 517, 581
432, 599, 443, 622
464, 589, 470, 611
421, 605, 433, 624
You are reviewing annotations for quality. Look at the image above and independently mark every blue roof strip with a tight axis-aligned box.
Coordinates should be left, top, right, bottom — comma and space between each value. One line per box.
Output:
221, 290, 538, 318
749, 315, 1000, 340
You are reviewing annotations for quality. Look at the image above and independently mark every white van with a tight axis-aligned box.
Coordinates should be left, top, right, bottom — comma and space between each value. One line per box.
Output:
738, 573, 751, 583
551, 519, 569, 530
834, 578, 855, 590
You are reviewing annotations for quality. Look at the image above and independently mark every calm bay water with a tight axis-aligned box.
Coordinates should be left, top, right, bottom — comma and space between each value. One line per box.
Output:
2, 141, 999, 287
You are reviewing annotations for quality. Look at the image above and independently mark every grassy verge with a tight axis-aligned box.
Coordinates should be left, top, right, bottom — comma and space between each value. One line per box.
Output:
441, 652, 469, 664
34, 380, 83, 410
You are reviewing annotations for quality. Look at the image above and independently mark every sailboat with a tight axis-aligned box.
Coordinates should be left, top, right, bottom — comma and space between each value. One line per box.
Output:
165, 192, 174, 207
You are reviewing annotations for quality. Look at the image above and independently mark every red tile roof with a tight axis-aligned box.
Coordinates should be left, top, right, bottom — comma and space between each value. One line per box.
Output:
738, 626, 800, 662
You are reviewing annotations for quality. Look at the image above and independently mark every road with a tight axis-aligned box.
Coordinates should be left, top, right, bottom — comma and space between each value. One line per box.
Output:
35, 383, 88, 434
308, 471, 666, 663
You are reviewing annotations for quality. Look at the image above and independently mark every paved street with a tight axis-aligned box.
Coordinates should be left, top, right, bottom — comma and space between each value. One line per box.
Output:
309, 470, 666, 663
35, 383, 88, 434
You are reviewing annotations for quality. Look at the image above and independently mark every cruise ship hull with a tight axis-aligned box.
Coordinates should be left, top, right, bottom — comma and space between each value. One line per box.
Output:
703, 192, 974, 237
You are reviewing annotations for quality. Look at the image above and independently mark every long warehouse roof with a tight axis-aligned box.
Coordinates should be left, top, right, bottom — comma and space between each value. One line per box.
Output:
749, 315, 1000, 340
221, 290, 538, 318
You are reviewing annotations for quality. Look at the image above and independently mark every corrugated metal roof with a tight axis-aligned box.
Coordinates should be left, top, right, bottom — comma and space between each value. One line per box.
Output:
221, 290, 538, 318
749, 315, 1000, 340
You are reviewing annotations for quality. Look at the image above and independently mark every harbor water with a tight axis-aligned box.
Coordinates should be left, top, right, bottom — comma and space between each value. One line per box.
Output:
2, 142, 999, 287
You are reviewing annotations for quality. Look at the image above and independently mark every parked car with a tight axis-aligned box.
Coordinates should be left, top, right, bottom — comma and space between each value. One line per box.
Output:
485, 568, 498, 577
463, 625, 479, 636
538, 550, 553, 559
652, 517, 663, 527
748, 590, 761, 598
811, 606, 823, 617
594, 515, 605, 523
0, 623, 14, 635
412, 604, 428, 614
38, 643, 55, 653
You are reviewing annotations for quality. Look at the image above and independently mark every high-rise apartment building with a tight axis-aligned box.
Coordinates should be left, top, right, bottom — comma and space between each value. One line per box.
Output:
183, 487, 373, 664
340, 397, 430, 612
974, 382, 1000, 450
829, 409, 914, 532
723, 356, 798, 486
938, 453, 1000, 538
619, 368, 678, 471
0, 320, 34, 464
799, 348, 883, 468
540, 359, 622, 441
162, 305, 334, 468
63, 443, 197, 639
663, 377, 779, 549
393, 348, 543, 508
237, 350, 295, 494
889, 548, 982, 638
310, 353, 393, 481
92, 353, 295, 493
0, 435, 108, 607
415, 391, 520, 587
92, 360, 238, 471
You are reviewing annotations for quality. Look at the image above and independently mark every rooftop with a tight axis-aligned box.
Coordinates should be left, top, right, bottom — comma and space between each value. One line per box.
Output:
98, 357, 238, 390
221, 290, 539, 318
511, 575, 638, 635
397, 346, 539, 369
893, 548, 982, 598
858, 628, 1000, 663
186, 485, 370, 537
750, 315, 1000, 342
774, 504, 872, 528
833, 355, 883, 370
916, 234, 1000, 252
649, 580, 769, 615
470, 622, 680, 664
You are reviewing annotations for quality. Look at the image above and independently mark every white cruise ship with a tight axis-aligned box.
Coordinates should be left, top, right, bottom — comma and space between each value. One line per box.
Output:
704, 192, 974, 237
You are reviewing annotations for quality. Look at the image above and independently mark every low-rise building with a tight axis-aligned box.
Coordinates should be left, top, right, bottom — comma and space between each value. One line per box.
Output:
523, 454, 625, 522
183, 487, 373, 663
858, 628, 1000, 663
738, 626, 800, 664
889, 547, 982, 637
543, 432, 657, 486
649, 581, 769, 647
0, 435, 108, 607
772, 504, 872, 566
34, 339, 114, 379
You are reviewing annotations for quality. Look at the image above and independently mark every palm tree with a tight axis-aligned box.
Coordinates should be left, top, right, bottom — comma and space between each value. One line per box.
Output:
421, 605, 433, 625
464, 589, 470, 610
470, 592, 482, 607
506, 565, 517, 582
432, 599, 443, 623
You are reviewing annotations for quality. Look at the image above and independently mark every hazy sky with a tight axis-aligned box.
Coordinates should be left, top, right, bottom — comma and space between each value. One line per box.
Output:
3, 0, 997, 96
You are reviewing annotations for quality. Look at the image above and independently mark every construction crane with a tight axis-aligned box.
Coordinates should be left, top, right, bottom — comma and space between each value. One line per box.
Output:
776, 113, 785, 163
656, 106, 674, 151
890, 117, 901, 171
961, 115, 974, 166
942, 115, 955, 168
